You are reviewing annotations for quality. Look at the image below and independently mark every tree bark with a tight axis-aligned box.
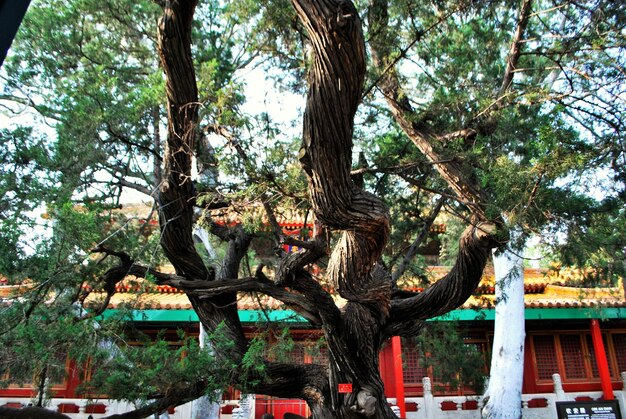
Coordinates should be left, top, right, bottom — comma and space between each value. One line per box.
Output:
292, 1, 498, 417
482, 235, 526, 419
151, 1, 500, 417
294, 0, 390, 303
292, 1, 396, 416
0, 407, 71, 419
155, 0, 247, 361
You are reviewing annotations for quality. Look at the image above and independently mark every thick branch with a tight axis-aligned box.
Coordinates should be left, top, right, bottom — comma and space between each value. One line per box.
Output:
388, 222, 497, 323
499, 0, 534, 95
294, 0, 391, 303
0, 407, 71, 419
293, 4, 397, 416
156, 0, 206, 279
79, 247, 185, 320
247, 362, 330, 407
162, 271, 323, 325
112, 177, 153, 197
91, 245, 132, 265
102, 362, 328, 419
380, 319, 425, 343
103, 380, 209, 419
156, 0, 247, 360
274, 223, 341, 326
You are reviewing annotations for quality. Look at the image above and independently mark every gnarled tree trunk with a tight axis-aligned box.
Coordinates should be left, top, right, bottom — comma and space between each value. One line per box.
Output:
155, 0, 247, 361
292, 1, 498, 417
148, 1, 499, 418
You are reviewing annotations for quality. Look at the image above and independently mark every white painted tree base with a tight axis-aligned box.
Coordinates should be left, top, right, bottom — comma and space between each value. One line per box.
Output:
191, 396, 220, 419
482, 236, 525, 419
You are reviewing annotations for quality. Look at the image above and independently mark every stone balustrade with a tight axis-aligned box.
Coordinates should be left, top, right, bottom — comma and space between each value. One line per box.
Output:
2, 372, 625, 418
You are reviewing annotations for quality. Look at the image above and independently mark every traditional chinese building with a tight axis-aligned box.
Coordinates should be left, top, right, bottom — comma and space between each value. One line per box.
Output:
1, 210, 626, 418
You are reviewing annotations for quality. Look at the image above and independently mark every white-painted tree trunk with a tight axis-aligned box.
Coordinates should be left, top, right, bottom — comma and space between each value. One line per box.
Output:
482, 233, 525, 419
191, 393, 220, 419
234, 394, 254, 419
193, 226, 217, 260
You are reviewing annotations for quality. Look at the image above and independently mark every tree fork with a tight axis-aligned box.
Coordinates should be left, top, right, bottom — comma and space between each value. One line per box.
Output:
293, 0, 397, 416
155, 0, 247, 360
155, 0, 333, 403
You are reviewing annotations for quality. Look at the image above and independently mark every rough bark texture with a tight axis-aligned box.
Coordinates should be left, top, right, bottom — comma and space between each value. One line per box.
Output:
149, 0, 500, 418
294, 0, 390, 304
155, 0, 248, 360
292, 1, 394, 416
291, 1, 498, 417
0, 407, 71, 419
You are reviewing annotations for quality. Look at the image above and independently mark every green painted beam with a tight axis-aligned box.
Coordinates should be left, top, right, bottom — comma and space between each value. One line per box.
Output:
101, 307, 626, 324
101, 309, 309, 324
434, 307, 626, 322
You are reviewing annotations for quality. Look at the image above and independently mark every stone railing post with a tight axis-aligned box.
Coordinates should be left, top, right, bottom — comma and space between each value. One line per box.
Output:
240, 394, 254, 418
616, 372, 626, 418
423, 377, 435, 419
231, 407, 244, 419
553, 373, 567, 401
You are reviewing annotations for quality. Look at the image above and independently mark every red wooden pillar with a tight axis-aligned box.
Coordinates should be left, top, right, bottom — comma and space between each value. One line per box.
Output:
590, 319, 614, 400
522, 335, 536, 394
391, 336, 406, 418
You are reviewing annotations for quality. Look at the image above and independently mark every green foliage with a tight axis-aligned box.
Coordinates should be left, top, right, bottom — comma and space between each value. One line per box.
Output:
84, 330, 227, 403
1, 0, 625, 411
0, 304, 125, 392
0, 127, 54, 217
238, 335, 268, 388
551, 203, 626, 288
438, 217, 466, 267
408, 322, 487, 392
227, 0, 306, 92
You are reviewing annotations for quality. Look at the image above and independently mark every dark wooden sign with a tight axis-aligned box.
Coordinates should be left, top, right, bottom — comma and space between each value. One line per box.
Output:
556, 400, 623, 419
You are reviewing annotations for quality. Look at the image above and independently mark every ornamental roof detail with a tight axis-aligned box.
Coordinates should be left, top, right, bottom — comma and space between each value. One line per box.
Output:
72, 266, 625, 312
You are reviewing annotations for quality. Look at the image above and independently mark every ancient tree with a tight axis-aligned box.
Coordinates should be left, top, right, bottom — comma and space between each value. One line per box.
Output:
2, 0, 624, 418
150, 1, 497, 418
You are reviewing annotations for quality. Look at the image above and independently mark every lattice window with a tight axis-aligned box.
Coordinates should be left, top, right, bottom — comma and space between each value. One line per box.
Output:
463, 342, 487, 373
560, 334, 586, 379
287, 343, 306, 364
3, 352, 68, 389
612, 333, 626, 373
309, 345, 329, 366
401, 339, 427, 384
586, 334, 614, 378
533, 335, 558, 380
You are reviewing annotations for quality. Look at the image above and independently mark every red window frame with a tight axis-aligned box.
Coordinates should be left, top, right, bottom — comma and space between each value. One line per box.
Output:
530, 331, 625, 386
